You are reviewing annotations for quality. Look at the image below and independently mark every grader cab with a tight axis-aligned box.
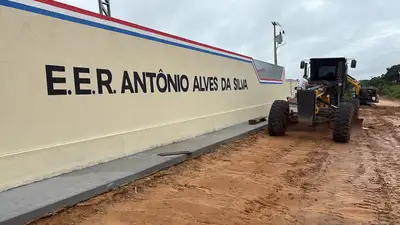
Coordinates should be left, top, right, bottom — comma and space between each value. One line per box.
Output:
267, 57, 362, 143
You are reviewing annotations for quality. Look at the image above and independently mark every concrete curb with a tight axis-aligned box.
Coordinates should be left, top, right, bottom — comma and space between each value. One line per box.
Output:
0, 122, 266, 225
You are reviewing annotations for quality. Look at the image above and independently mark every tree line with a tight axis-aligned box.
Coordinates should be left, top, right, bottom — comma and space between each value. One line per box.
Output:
359, 64, 400, 98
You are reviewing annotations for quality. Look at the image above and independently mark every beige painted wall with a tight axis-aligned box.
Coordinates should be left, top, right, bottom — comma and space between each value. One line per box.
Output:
0, 5, 292, 191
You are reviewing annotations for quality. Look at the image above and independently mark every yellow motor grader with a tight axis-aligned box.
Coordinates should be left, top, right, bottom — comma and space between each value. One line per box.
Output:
267, 57, 363, 143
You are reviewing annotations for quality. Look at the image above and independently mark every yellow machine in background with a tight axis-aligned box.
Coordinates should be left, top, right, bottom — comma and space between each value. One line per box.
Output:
347, 74, 361, 96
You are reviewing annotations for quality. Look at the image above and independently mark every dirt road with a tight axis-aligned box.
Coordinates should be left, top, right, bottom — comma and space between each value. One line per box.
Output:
31, 102, 400, 225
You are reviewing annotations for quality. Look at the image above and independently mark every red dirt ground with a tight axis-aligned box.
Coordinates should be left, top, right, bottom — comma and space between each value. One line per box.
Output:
30, 100, 400, 225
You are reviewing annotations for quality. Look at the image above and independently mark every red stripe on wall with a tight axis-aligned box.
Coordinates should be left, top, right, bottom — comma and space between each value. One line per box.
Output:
34, 0, 252, 60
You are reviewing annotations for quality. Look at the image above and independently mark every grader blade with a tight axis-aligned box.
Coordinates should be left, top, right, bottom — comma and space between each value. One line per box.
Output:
287, 124, 317, 132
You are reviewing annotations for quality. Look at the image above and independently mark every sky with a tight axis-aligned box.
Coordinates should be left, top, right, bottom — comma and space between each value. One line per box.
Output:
59, 0, 400, 80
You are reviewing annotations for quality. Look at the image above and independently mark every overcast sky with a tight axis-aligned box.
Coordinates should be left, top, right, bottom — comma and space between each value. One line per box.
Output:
59, 0, 400, 80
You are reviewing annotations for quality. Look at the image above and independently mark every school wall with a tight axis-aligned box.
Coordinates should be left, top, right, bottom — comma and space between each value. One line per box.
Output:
0, 0, 293, 191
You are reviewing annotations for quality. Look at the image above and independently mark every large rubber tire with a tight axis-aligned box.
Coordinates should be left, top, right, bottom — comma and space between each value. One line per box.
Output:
268, 100, 290, 136
348, 98, 360, 120
332, 102, 355, 143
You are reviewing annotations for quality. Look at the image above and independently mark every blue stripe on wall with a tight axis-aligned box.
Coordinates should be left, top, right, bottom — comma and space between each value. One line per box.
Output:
0, 0, 252, 64
1, 1, 283, 84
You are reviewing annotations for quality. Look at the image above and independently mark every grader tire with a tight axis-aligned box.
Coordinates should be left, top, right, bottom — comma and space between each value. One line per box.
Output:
268, 100, 289, 136
348, 98, 360, 120
332, 102, 355, 143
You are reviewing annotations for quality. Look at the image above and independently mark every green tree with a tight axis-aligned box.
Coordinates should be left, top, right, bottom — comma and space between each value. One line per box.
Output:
360, 63, 400, 99
382, 64, 400, 83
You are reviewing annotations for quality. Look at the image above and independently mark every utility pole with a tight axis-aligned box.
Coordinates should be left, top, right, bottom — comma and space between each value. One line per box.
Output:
271, 21, 286, 65
98, 0, 111, 17
272, 21, 278, 65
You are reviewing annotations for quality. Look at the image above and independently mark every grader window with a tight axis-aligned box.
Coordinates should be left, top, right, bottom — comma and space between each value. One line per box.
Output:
318, 66, 337, 80
309, 58, 346, 82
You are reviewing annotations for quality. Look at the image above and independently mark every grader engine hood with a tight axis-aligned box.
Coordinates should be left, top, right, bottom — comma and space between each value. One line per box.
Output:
296, 90, 316, 125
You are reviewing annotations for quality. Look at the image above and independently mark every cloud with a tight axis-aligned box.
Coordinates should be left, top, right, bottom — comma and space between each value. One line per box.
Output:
300, 0, 326, 12
59, 0, 400, 80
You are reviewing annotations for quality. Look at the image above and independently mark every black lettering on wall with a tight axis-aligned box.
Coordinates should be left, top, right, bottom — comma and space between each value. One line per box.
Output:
226, 78, 231, 90
146, 72, 156, 93
46, 65, 67, 95
167, 74, 178, 92
202, 76, 209, 91
44, 64, 250, 96
234, 78, 249, 90
221, 78, 227, 91
234, 78, 238, 90
175, 75, 181, 92
73, 67, 91, 95
213, 77, 218, 91
96, 69, 113, 94
134, 72, 147, 93
192, 76, 200, 92
156, 72, 167, 93
180, 75, 189, 92
198, 76, 205, 91
121, 71, 134, 93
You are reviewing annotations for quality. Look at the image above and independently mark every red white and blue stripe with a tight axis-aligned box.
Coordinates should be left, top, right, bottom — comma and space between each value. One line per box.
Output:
1, 0, 284, 84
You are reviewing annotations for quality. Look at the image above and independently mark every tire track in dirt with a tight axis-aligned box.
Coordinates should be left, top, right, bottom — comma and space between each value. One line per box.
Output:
352, 105, 400, 225
238, 132, 336, 224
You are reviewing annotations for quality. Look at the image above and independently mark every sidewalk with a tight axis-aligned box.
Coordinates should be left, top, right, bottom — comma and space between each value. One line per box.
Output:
0, 121, 266, 225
